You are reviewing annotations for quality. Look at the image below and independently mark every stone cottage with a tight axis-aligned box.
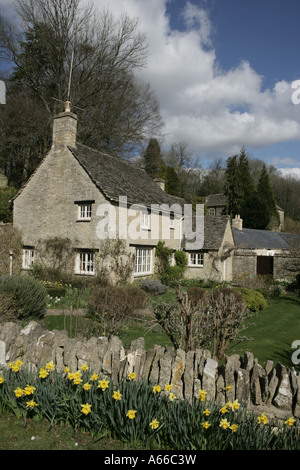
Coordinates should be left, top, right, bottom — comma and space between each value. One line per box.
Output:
12, 102, 235, 282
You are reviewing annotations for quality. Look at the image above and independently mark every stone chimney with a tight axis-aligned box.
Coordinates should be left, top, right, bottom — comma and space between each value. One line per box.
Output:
52, 101, 77, 150
232, 214, 243, 230
153, 177, 165, 191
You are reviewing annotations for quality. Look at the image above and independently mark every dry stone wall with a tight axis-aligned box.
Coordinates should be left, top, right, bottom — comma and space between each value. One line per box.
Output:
0, 321, 299, 419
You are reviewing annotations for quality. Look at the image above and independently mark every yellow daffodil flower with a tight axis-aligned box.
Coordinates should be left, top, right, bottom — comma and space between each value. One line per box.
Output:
285, 417, 296, 426
220, 406, 228, 414
90, 373, 99, 381
14, 387, 23, 398
225, 385, 232, 391
203, 409, 211, 416
73, 377, 83, 385
26, 400, 38, 409
232, 399, 240, 411
164, 383, 172, 392
201, 421, 211, 429
229, 424, 239, 432
168, 392, 176, 401
80, 364, 88, 372
257, 412, 268, 425
128, 372, 136, 380
39, 368, 49, 379
153, 385, 161, 394
45, 361, 55, 371
198, 390, 207, 401
219, 418, 230, 429
64, 367, 70, 374
126, 409, 137, 419
112, 390, 122, 401
24, 385, 36, 395
83, 382, 91, 391
149, 419, 160, 430
98, 379, 109, 391
0, 376, 4, 384
81, 403, 92, 415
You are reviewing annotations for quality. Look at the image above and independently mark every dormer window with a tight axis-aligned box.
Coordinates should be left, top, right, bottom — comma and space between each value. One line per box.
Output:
75, 200, 95, 221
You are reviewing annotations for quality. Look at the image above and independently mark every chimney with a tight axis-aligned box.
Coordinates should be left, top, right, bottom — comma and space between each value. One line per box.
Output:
153, 177, 165, 191
232, 214, 243, 230
52, 101, 77, 150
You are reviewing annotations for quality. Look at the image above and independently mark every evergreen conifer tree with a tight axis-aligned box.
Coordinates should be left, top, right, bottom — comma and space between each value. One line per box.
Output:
257, 164, 280, 229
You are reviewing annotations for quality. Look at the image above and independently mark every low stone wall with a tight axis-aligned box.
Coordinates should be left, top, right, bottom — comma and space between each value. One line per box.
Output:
0, 321, 299, 420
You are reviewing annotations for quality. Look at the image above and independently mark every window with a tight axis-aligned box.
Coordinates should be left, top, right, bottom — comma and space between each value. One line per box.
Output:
208, 208, 215, 217
75, 251, 95, 275
170, 212, 175, 228
79, 204, 92, 220
23, 247, 34, 269
189, 252, 204, 267
134, 247, 152, 275
141, 210, 150, 229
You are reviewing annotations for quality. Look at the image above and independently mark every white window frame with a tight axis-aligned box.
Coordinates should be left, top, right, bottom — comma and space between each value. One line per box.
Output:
22, 247, 35, 270
75, 251, 95, 275
78, 203, 92, 220
134, 247, 152, 275
208, 208, 215, 217
141, 210, 150, 230
189, 252, 204, 267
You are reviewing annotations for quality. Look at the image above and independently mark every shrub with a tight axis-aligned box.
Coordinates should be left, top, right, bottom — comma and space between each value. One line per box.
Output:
45, 286, 67, 298
186, 286, 207, 307
140, 279, 168, 295
0, 292, 19, 322
0, 275, 47, 319
239, 288, 266, 312
88, 285, 148, 336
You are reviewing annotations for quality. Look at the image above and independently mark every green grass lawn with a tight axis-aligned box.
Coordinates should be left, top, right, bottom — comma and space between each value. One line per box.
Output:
43, 294, 300, 371
227, 297, 300, 370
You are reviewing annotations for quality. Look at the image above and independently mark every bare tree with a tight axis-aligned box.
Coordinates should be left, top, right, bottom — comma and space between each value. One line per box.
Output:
0, 0, 163, 184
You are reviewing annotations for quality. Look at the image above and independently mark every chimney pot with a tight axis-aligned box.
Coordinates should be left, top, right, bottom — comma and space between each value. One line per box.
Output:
232, 214, 243, 230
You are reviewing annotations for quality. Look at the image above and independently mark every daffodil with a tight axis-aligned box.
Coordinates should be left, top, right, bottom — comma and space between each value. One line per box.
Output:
225, 384, 232, 392
168, 392, 176, 401
232, 399, 240, 411
149, 419, 160, 430
73, 377, 83, 385
26, 400, 38, 409
219, 418, 230, 429
126, 409, 137, 419
67, 372, 75, 381
90, 373, 99, 381
45, 360, 55, 371
64, 366, 70, 374
153, 385, 161, 394
80, 363, 88, 372
257, 412, 268, 425
113, 390, 122, 401
98, 379, 109, 391
198, 389, 207, 401
201, 421, 211, 429
14, 387, 23, 398
81, 403, 92, 415
229, 424, 239, 433
39, 368, 49, 379
128, 372, 136, 380
203, 409, 210, 416
285, 417, 296, 426
219, 406, 228, 414
164, 383, 172, 392
0, 376, 4, 384
24, 385, 36, 395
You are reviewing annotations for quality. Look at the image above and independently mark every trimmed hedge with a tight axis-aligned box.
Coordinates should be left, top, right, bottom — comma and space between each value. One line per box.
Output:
239, 288, 266, 312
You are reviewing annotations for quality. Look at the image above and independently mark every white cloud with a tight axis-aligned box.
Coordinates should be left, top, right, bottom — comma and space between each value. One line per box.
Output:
95, 0, 300, 156
279, 168, 300, 179
2, 0, 300, 160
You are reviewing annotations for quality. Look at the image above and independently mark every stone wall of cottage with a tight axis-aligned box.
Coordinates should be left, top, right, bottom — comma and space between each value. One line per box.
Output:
0, 321, 299, 420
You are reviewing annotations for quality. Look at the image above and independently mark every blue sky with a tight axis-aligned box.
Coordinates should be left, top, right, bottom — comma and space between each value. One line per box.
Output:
1, 0, 300, 177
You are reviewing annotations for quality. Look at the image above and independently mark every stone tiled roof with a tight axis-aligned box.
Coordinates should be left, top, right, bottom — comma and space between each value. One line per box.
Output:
233, 227, 300, 250
69, 143, 184, 212
205, 193, 227, 207
185, 215, 231, 250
